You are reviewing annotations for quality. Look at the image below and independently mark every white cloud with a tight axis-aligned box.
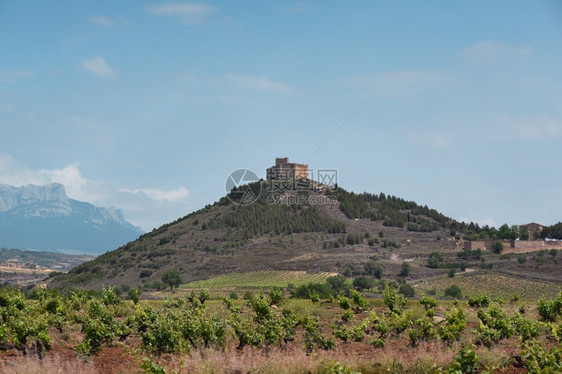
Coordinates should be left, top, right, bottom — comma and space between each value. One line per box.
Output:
119, 187, 190, 203
224, 73, 292, 94
80, 56, 116, 78
89, 15, 126, 27
459, 41, 532, 68
0, 155, 105, 203
0, 155, 193, 231
146, 1, 217, 25
493, 114, 562, 140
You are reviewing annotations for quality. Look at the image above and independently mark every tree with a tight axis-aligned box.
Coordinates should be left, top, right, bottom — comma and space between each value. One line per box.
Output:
363, 260, 379, 275
542, 222, 562, 240
400, 261, 410, 277
326, 275, 347, 293
498, 224, 518, 240
162, 270, 183, 291
428, 252, 443, 268
128, 288, 141, 304
493, 240, 504, 254
353, 276, 375, 291
520, 230, 530, 241
372, 264, 384, 279
448, 268, 456, 278
399, 284, 415, 298
444, 285, 462, 298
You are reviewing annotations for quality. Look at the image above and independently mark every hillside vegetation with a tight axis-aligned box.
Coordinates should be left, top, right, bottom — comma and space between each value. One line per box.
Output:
48, 182, 561, 292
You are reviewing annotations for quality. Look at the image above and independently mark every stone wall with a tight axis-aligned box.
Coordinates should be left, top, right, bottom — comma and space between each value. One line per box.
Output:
464, 238, 562, 254
463, 240, 496, 251
504, 240, 562, 254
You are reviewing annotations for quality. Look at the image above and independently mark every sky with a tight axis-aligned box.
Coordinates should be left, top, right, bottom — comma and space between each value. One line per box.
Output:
1, 1, 561, 231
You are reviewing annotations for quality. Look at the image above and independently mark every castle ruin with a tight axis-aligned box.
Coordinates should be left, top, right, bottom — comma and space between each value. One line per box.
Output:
266, 157, 309, 180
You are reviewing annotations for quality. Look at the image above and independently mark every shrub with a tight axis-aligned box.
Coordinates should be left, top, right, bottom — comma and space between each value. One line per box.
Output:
350, 290, 369, 312
493, 240, 504, 254
268, 287, 284, 306
383, 285, 406, 313
438, 307, 466, 344
370, 337, 385, 348
352, 276, 375, 291
444, 285, 462, 299
399, 284, 415, 298
522, 339, 562, 374
139, 270, 152, 278
427, 252, 443, 268
337, 295, 351, 310
468, 294, 490, 308
420, 295, 437, 310
292, 283, 332, 299
127, 288, 141, 304
400, 261, 410, 277
448, 345, 480, 374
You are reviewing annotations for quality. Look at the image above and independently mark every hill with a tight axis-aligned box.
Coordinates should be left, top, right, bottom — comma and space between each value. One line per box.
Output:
0, 247, 94, 285
49, 179, 561, 291
0, 183, 143, 255
48, 180, 454, 289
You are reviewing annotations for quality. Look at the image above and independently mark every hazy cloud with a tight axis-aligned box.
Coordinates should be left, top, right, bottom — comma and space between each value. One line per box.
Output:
341, 69, 456, 98
80, 56, 117, 78
494, 114, 562, 140
459, 41, 532, 68
460, 217, 499, 228
119, 187, 190, 203
89, 15, 127, 27
224, 73, 292, 94
406, 131, 452, 149
146, 1, 217, 25
0, 69, 36, 84
287, 1, 311, 14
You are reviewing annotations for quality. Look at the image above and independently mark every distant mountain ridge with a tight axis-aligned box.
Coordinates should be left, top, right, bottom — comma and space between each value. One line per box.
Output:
0, 183, 143, 255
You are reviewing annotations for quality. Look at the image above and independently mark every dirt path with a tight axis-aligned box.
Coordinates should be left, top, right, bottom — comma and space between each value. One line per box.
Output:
390, 254, 414, 263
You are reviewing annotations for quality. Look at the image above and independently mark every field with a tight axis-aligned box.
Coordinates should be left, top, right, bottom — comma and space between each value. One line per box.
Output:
414, 273, 562, 300
182, 270, 336, 289
0, 284, 560, 374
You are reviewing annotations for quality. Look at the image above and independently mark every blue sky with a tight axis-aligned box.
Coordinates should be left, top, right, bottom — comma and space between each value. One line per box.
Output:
1, 1, 561, 230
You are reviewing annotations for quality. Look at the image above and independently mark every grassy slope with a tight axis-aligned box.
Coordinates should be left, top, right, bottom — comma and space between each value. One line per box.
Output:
414, 272, 562, 300
183, 270, 337, 289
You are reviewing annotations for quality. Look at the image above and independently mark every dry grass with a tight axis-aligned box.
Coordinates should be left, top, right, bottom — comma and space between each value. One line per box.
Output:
0, 352, 97, 374
137, 341, 460, 374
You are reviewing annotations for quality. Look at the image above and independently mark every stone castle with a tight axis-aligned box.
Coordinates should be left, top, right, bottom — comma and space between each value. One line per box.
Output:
266, 157, 309, 180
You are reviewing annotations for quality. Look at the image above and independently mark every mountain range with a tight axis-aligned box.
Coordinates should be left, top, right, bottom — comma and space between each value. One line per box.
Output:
0, 183, 143, 255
